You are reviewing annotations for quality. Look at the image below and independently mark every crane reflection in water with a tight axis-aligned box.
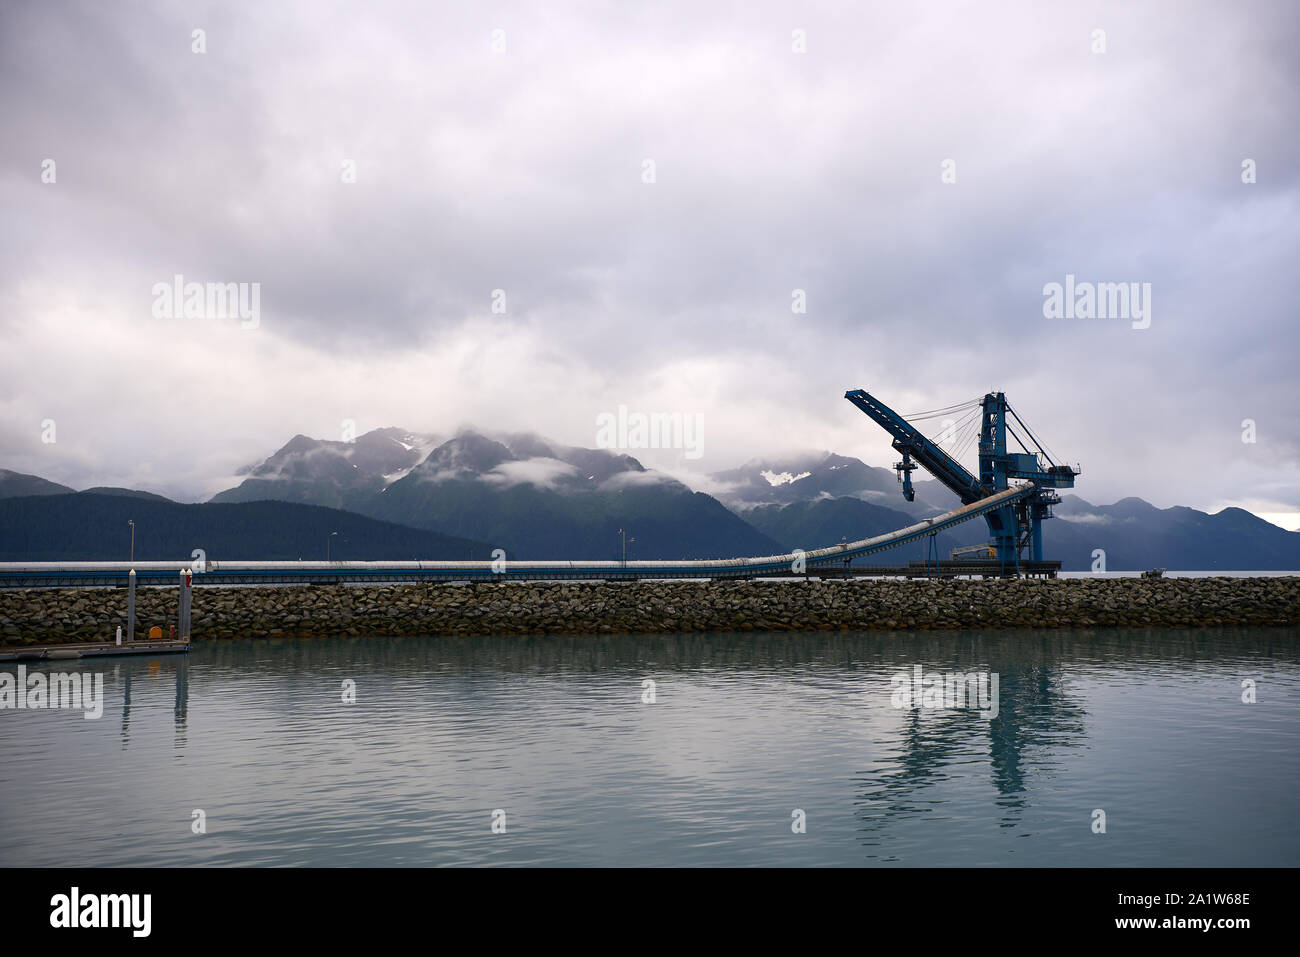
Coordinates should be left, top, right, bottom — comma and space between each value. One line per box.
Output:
853, 662, 1088, 858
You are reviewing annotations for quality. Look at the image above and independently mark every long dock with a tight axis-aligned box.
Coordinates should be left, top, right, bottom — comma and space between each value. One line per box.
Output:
0, 637, 190, 662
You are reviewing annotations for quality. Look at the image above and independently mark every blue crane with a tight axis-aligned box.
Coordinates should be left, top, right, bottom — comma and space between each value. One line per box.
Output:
844, 388, 1080, 571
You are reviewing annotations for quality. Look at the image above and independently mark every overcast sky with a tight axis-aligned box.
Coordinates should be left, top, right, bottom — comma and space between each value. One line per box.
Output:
2, 0, 1297, 524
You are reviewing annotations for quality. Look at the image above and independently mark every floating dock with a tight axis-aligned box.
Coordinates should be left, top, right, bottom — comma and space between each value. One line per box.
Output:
0, 638, 189, 662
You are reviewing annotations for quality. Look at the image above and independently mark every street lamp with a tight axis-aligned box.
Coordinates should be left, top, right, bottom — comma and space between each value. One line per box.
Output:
327, 531, 338, 562
127, 519, 135, 564
617, 528, 635, 568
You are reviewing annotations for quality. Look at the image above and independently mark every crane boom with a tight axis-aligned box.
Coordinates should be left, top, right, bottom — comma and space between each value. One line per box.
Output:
844, 389, 985, 503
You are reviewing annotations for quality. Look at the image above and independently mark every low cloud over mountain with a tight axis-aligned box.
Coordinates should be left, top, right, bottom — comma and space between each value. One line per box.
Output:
4, 431, 1297, 568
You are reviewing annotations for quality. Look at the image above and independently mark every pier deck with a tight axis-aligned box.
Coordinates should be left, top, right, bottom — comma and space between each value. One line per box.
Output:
0, 638, 190, 662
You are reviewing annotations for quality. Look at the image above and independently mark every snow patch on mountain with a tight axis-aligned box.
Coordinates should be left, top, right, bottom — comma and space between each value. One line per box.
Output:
760, 469, 812, 486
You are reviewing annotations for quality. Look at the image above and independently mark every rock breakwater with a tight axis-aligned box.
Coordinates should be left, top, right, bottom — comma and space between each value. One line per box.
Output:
2, 577, 1298, 645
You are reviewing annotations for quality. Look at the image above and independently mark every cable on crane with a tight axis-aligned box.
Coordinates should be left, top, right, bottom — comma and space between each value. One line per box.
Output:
927, 405, 981, 468
900, 397, 981, 421
942, 405, 981, 448
951, 408, 983, 463
1005, 421, 1033, 456
1007, 405, 1061, 466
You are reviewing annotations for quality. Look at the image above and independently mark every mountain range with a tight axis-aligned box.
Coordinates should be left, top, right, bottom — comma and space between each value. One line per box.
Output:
0, 483, 494, 562
221, 431, 781, 560
2, 431, 1298, 570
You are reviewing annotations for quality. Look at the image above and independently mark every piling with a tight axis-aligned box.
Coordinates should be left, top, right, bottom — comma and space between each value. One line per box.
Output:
177, 568, 192, 641
126, 568, 136, 643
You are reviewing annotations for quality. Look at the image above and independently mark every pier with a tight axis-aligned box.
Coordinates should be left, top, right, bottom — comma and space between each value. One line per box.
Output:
1, 567, 193, 658
0, 635, 189, 662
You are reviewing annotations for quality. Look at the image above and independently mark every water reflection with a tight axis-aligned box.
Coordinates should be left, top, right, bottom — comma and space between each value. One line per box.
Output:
115, 655, 189, 749
852, 661, 1089, 858
0, 627, 1296, 866
187, 625, 1299, 674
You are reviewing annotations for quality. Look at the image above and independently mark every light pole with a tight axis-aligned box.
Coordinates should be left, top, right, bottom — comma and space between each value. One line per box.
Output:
618, 528, 635, 568
327, 531, 338, 562
128, 519, 135, 564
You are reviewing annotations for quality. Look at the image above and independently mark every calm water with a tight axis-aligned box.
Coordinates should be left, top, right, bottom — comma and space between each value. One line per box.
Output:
2, 628, 1297, 867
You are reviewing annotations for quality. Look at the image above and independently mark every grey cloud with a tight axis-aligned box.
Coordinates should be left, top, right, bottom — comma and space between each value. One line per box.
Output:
1, 0, 1298, 515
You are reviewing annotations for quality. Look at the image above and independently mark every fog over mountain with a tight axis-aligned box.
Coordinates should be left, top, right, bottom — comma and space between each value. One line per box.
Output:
708, 451, 949, 514
707, 449, 1300, 569
214, 428, 440, 511
211, 429, 782, 560
10, 418, 1299, 568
